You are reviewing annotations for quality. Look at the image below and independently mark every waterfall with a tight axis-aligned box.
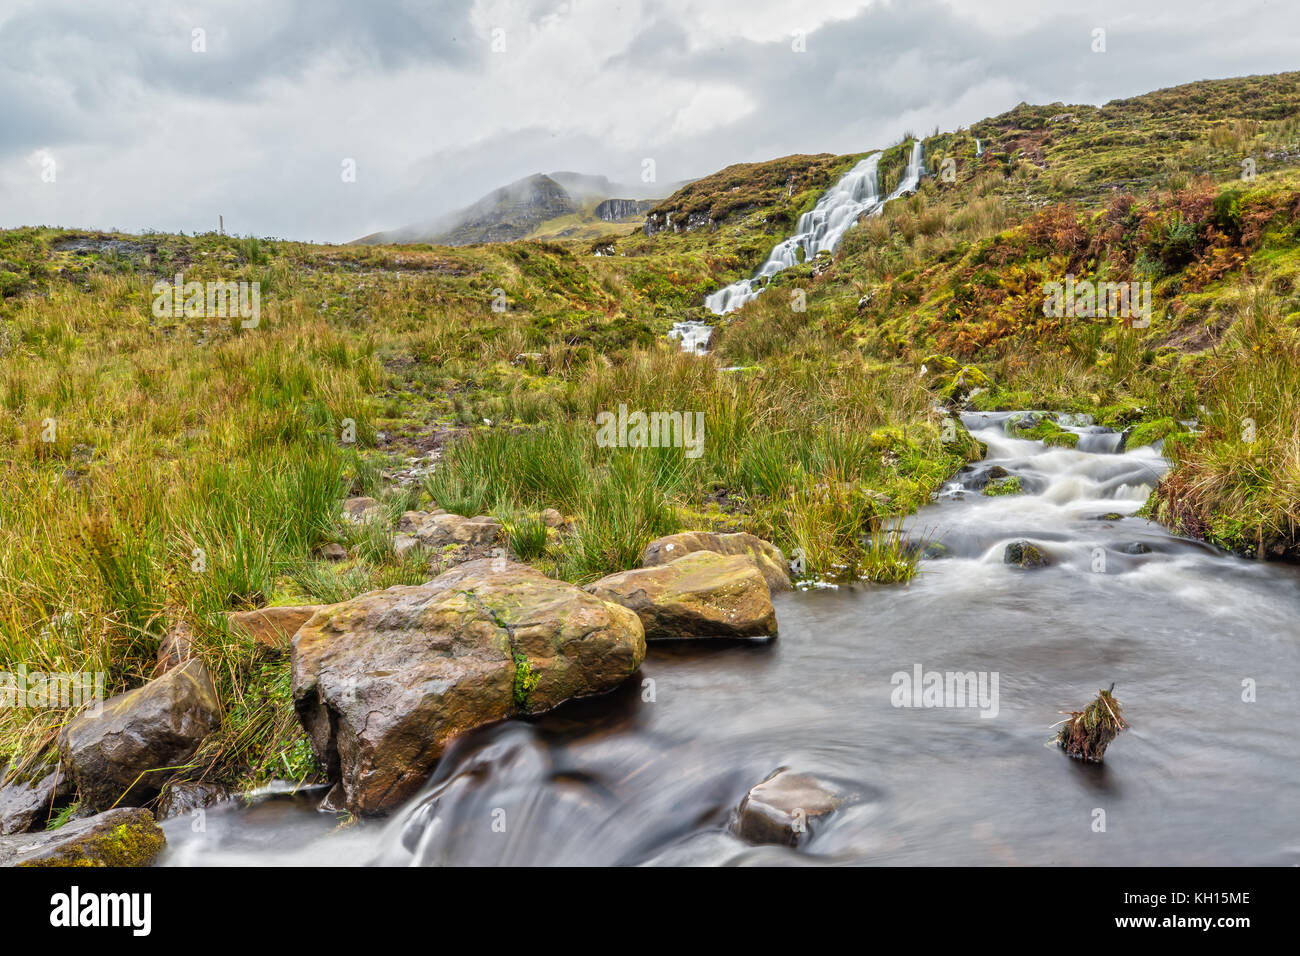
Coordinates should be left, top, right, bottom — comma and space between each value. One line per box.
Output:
975, 138, 983, 157
702, 139, 924, 318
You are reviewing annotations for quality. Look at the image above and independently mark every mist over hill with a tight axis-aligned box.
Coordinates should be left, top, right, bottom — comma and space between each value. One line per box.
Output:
355, 170, 683, 246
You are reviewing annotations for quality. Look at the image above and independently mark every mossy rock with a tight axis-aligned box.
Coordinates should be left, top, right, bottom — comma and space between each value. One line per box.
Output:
1124, 417, 1184, 449
2, 808, 165, 868
1043, 430, 1079, 448
983, 475, 1023, 496
1003, 540, 1050, 568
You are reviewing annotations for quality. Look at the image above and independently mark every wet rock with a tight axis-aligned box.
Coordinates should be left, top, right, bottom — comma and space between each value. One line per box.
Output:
59, 659, 221, 811
1117, 541, 1153, 555
156, 780, 232, 820
319, 542, 349, 562
0, 767, 70, 835
1004, 540, 1050, 569
1093, 513, 1125, 522
735, 769, 855, 847
291, 558, 644, 815
343, 496, 382, 522
587, 550, 777, 641
986, 465, 1009, 480
0, 807, 165, 867
640, 531, 791, 593
229, 605, 325, 655
415, 513, 501, 550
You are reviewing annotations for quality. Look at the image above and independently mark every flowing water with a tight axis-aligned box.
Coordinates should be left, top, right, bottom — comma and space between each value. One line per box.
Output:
161, 413, 1300, 866
665, 140, 927, 354
705, 141, 925, 317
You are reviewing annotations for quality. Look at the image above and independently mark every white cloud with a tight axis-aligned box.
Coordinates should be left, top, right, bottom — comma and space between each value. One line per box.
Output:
1, 0, 1297, 242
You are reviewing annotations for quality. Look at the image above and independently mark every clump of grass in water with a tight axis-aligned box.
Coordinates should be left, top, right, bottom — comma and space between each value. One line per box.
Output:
983, 475, 1022, 496
1056, 684, 1129, 762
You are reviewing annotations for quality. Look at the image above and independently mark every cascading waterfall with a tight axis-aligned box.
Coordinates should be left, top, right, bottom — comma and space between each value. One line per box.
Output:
975, 138, 983, 157
694, 139, 925, 326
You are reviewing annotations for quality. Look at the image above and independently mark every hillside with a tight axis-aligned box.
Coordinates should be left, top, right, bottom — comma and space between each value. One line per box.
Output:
357, 170, 679, 246
1, 70, 1298, 796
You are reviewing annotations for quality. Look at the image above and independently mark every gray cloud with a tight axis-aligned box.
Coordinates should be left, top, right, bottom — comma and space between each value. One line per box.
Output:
1, 0, 1297, 242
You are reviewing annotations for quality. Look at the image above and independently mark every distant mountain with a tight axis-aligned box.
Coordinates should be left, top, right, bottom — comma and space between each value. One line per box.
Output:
354, 170, 686, 246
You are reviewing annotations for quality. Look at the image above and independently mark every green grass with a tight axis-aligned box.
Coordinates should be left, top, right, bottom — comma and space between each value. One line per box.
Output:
1, 69, 1298, 800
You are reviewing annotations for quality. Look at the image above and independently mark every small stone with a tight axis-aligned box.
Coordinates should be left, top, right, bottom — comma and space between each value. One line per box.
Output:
319, 542, 348, 562
229, 605, 325, 653
1004, 540, 1050, 569
343, 496, 382, 522
540, 508, 564, 528
153, 620, 195, 677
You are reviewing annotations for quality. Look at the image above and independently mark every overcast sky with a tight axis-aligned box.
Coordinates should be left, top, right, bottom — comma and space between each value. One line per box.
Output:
1, 0, 1297, 243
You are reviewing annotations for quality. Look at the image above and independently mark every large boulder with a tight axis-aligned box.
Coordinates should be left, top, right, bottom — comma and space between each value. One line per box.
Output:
640, 531, 791, 593
586, 550, 777, 641
59, 659, 221, 811
0, 767, 70, 835
0, 807, 165, 867
291, 558, 645, 816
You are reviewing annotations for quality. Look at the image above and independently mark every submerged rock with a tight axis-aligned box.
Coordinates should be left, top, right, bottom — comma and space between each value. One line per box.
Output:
59, 659, 221, 811
587, 550, 777, 641
0, 807, 165, 867
291, 558, 645, 815
640, 530, 791, 592
735, 769, 857, 847
1117, 542, 1153, 555
1004, 540, 1050, 569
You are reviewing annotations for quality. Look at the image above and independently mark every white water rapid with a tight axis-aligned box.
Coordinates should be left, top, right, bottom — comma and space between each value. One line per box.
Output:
700, 139, 925, 319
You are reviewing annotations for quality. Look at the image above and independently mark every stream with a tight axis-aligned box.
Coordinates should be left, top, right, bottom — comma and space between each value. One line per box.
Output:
161, 413, 1300, 865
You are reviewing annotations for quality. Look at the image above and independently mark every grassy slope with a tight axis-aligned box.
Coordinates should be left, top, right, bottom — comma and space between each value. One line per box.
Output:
1, 72, 1297, 795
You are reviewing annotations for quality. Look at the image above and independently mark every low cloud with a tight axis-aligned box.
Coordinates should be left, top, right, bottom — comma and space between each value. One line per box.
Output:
1, 0, 1297, 242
